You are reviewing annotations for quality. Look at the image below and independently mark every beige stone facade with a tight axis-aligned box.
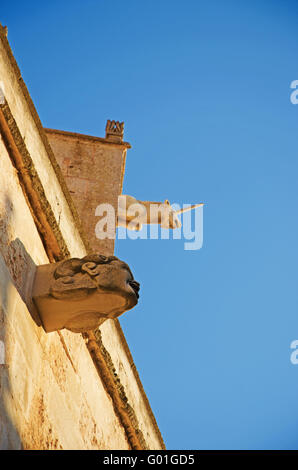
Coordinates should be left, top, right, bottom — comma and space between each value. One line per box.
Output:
0, 24, 164, 450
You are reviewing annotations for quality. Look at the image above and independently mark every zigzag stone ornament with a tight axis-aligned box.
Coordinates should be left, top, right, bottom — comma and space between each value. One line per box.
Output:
32, 254, 140, 333
105, 119, 124, 143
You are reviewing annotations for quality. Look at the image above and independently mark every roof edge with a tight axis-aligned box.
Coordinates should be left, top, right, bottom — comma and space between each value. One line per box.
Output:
44, 127, 131, 149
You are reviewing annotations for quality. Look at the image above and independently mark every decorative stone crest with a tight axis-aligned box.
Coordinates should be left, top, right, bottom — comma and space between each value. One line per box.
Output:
32, 254, 140, 333
105, 120, 124, 143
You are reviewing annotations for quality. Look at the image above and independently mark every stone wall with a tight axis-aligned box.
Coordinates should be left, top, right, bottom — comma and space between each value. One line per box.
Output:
45, 129, 129, 256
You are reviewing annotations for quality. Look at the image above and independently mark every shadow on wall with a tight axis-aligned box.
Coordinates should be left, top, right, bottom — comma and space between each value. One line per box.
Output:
0, 195, 41, 449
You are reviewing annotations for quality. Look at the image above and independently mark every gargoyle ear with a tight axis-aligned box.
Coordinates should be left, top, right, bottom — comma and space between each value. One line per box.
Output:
82, 262, 100, 277
164, 199, 170, 205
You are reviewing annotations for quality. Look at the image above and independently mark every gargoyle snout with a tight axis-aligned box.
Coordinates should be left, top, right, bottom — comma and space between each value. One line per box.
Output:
129, 280, 140, 299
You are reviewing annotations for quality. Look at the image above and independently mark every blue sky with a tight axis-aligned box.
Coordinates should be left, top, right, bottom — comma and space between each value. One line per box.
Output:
2, 0, 298, 450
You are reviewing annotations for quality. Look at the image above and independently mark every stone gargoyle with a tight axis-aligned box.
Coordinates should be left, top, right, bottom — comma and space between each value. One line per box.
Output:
117, 194, 204, 231
32, 254, 140, 333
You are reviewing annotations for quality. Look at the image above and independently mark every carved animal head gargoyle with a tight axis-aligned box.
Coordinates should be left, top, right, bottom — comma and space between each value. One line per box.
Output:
32, 254, 140, 333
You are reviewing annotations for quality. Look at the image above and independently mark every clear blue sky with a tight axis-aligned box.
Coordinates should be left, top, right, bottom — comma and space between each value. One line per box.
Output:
2, 0, 298, 450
